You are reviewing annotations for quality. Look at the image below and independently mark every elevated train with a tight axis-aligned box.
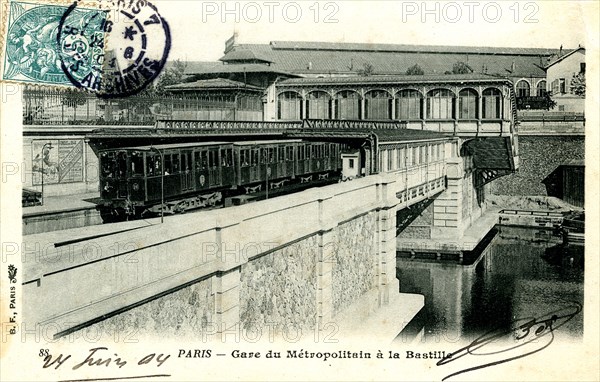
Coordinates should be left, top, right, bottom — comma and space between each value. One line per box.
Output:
98, 139, 347, 221
97, 127, 456, 222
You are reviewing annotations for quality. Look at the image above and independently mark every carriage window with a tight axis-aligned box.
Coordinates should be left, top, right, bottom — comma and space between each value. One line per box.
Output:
146, 154, 155, 176
227, 149, 233, 166
252, 149, 259, 166
349, 159, 355, 169
152, 154, 162, 175
241, 149, 249, 167
164, 155, 172, 175
117, 151, 127, 178
200, 151, 208, 170
130, 152, 143, 176
209, 150, 217, 169
278, 147, 285, 162
268, 147, 274, 163
194, 152, 201, 171
222, 149, 233, 167
182, 153, 191, 172
260, 148, 266, 164
101, 152, 116, 178
286, 146, 294, 161
172, 153, 180, 173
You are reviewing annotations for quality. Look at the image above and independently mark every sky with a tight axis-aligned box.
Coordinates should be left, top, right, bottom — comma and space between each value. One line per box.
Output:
151, 0, 598, 62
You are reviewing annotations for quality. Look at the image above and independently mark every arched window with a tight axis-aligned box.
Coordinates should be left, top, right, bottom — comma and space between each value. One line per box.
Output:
427, 89, 455, 119
364, 90, 391, 120
536, 80, 547, 96
277, 91, 302, 120
395, 89, 422, 120
334, 90, 361, 120
306, 91, 331, 119
515, 80, 530, 97
458, 88, 478, 119
482, 88, 503, 119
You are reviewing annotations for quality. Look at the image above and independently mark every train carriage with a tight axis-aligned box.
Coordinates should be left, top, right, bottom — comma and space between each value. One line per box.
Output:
97, 139, 344, 221
99, 142, 231, 219
234, 140, 301, 187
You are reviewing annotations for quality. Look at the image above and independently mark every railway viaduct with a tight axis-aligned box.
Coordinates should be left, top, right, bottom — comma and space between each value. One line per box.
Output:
13, 79, 519, 342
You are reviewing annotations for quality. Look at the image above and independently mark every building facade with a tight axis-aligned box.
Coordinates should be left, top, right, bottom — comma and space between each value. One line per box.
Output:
545, 47, 586, 113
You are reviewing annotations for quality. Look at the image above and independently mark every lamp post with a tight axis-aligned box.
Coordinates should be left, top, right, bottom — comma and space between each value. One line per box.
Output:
150, 146, 164, 223
40, 142, 54, 206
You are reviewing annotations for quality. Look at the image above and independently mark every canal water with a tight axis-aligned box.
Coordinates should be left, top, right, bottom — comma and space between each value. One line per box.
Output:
396, 226, 584, 344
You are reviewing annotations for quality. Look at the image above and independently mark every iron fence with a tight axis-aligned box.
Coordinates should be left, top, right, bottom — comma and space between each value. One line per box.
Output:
23, 89, 263, 125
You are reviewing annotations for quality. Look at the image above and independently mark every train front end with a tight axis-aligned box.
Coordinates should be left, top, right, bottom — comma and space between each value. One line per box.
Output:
98, 149, 146, 220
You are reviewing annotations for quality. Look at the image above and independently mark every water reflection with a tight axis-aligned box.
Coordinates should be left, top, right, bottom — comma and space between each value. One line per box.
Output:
397, 226, 584, 344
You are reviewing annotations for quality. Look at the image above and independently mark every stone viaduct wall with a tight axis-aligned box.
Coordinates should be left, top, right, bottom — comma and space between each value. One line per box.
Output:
23, 173, 422, 342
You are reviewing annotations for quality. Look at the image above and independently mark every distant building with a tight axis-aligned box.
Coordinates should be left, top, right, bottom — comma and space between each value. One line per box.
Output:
170, 37, 569, 119
544, 47, 585, 113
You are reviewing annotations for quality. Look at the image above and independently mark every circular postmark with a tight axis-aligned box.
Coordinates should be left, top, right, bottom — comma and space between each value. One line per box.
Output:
57, 0, 171, 98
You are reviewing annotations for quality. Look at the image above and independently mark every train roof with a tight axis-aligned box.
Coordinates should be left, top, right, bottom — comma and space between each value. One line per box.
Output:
102, 142, 232, 151
233, 139, 303, 146
288, 128, 454, 143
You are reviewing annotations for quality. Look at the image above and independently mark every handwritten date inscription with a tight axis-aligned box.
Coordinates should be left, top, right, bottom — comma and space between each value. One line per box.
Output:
41, 347, 170, 370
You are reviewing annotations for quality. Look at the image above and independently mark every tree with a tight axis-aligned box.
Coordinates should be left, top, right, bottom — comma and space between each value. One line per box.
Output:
451, 61, 473, 74
61, 88, 88, 122
543, 91, 557, 110
570, 72, 585, 97
153, 59, 189, 95
357, 63, 375, 76
406, 64, 424, 75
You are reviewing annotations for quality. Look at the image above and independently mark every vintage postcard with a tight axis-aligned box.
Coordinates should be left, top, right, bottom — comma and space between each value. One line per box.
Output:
1, 0, 598, 381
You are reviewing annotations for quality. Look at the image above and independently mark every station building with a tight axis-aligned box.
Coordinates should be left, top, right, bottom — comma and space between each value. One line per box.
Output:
23, 39, 578, 199
173, 37, 565, 118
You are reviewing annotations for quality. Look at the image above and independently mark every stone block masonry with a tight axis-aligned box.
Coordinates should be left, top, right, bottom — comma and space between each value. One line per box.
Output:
22, 172, 417, 341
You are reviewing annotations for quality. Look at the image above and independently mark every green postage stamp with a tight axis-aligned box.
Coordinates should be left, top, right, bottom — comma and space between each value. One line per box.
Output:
2, 1, 100, 85
1, 0, 171, 97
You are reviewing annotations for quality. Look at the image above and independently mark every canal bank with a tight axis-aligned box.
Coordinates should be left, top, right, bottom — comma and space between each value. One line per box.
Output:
396, 225, 584, 344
